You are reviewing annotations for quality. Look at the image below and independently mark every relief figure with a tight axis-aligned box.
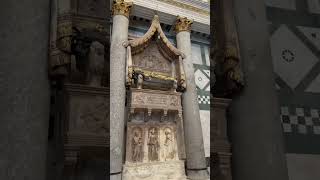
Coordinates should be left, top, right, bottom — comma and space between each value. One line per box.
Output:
147, 127, 159, 161
163, 127, 175, 160
132, 128, 143, 162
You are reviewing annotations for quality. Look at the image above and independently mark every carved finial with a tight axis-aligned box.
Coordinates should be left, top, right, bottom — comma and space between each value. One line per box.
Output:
112, 0, 133, 18
152, 15, 160, 23
174, 16, 193, 33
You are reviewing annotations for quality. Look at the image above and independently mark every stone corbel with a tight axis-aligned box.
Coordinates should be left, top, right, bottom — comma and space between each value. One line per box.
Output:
146, 108, 152, 122
161, 109, 168, 122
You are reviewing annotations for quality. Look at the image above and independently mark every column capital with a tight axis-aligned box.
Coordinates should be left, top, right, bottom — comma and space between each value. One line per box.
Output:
174, 16, 193, 33
112, 0, 133, 18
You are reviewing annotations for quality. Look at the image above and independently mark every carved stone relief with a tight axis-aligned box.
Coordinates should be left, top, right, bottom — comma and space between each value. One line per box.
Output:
126, 122, 179, 163
130, 90, 181, 111
78, 100, 108, 134
124, 122, 184, 179
131, 127, 144, 162
67, 90, 108, 135
161, 127, 176, 161
147, 127, 160, 162
132, 42, 172, 75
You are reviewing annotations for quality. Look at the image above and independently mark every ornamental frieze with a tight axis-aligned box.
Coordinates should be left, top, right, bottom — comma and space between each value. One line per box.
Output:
130, 90, 181, 110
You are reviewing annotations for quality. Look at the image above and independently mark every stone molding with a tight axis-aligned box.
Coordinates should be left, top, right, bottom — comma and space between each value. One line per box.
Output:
112, 0, 133, 18
128, 89, 183, 117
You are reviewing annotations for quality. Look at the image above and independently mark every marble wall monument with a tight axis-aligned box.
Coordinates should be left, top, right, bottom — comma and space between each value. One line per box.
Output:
48, 0, 109, 178
122, 15, 188, 180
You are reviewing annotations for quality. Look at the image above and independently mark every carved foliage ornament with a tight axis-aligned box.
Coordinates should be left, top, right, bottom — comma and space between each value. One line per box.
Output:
174, 16, 193, 33
112, 0, 133, 18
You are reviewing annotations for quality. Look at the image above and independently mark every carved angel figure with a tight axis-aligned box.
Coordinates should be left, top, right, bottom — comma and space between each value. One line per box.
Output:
147, 127, 159, 161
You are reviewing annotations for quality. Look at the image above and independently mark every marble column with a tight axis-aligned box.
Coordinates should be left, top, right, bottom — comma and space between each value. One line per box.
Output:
0, 0, 51, 180
230, 0, 289, 180
175, 16, 209, 180
110, 1, 132, 180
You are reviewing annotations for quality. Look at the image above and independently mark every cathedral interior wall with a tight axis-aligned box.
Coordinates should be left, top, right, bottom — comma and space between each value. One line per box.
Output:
266, 0, 320, 179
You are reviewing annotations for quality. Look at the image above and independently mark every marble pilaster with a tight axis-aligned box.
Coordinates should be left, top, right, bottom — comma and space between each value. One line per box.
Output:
175, 16, 209, 180
0, 0, 51, 179
110, 0, 132, 180
230, 0, 289, 179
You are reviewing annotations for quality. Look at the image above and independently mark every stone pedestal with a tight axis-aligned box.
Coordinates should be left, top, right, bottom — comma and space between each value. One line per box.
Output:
230, 0, 289, 179
175, 17, 209, 180
212, 98, 232, 180
110, 1, 132, 179
123, 161, 187, 180
61, 84, 108, 179
0, 1, 51, 179
122, 89, 187, 180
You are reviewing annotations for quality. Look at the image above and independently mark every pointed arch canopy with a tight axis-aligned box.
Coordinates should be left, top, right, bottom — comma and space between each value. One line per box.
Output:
124, 15, 185, 60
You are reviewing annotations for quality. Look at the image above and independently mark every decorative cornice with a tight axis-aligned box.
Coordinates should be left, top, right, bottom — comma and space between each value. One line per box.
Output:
157, 0, 209, 16
174, 16, 193, 33
112, 0, 133, 18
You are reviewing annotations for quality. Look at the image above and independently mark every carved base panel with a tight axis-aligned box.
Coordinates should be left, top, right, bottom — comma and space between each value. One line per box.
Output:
62, 84, 109, 177
122, 160, 187, 180
64, 84, 108, 136
126, 122, 180, 163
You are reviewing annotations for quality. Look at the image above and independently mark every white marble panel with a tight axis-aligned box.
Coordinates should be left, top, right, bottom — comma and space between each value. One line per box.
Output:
204, 46, 210, 66
199, 110, 210, 157
191, 43, 203, 65
270, 25, 318, 89
265, 0, 296, 10
194, 69, 209, 90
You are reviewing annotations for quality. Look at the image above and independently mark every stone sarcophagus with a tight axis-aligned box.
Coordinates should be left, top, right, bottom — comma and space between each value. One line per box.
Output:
122, 15, 188, 180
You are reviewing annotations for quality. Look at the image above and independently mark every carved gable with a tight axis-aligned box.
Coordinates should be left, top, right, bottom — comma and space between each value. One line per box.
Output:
132, 42, 172, 76
125, 15, 187, 91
